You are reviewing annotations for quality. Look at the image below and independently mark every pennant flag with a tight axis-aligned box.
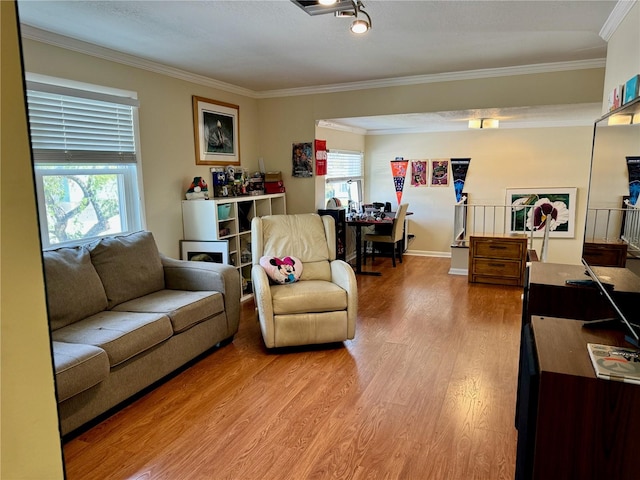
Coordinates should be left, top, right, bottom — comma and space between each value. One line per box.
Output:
451, 158, 471, 202
627, 156, 640, 206
391, 158, 408, 205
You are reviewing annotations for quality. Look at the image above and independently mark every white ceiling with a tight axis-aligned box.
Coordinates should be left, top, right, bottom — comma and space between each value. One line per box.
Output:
16, 0, 628, 132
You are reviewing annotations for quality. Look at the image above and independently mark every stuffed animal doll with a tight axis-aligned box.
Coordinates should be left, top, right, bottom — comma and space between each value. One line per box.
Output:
259, 255, 303, 284
186, 176, 209, 200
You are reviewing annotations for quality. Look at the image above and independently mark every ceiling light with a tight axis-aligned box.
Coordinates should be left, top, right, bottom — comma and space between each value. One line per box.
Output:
468, 118, 499, 129
319, 0, 337, 5
350, 1, 371, 34
351, 18, 370, 34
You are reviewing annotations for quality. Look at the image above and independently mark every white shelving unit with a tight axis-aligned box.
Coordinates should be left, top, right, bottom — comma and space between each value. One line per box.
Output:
181, 193, 286, 300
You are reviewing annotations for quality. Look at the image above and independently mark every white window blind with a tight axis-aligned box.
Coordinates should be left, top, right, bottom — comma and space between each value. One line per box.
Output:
26, 88, 137, 164
25, 79, 144, 248
326, 150, 364, 180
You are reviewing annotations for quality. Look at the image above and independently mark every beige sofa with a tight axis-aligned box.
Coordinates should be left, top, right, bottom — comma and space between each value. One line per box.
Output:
44, 231, 240, 436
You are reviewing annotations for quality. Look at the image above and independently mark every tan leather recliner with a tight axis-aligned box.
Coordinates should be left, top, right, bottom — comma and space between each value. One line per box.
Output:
251, 213, 357, 348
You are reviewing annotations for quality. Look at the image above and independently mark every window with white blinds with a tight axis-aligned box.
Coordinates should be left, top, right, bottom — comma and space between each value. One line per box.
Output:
325, 149, 364, 207
25, 80, 144, 248
26, 88, 137, 164
326, 149, 364, 180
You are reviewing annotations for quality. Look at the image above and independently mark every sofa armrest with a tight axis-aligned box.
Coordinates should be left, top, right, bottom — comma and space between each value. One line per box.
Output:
161, 255, 240, 331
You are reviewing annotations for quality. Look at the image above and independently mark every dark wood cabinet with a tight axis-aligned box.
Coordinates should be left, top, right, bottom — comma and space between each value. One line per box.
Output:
582, 241, 628, 267
318, 208, 346, 261
516, 316, 640, 480
524, 262, 640, 324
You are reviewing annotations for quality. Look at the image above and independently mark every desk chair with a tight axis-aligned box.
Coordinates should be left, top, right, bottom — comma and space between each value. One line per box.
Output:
364, 203, 409, 267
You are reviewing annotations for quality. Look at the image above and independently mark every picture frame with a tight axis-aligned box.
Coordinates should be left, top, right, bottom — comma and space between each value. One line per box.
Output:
430, 159, 449, 186
506, 187, 577, 237
180, 240, 230, 264
192, 96, 239, 165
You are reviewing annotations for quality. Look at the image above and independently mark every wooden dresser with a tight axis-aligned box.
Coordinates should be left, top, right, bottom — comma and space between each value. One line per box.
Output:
468, 234, 528, 286
582, 240, 628, 267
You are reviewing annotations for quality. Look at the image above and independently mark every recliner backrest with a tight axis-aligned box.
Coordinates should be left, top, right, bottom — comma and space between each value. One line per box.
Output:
252, 213, 335, 281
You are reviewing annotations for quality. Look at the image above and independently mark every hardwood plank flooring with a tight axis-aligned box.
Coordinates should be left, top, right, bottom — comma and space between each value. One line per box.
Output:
62, 256, 523, 479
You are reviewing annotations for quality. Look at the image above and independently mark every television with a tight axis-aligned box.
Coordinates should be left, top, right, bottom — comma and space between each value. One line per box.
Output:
582, 258, 640, 348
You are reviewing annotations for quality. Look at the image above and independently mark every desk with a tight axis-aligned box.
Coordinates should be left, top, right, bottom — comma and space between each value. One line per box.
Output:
346, 214, 394, 276
516, 316, 640, 479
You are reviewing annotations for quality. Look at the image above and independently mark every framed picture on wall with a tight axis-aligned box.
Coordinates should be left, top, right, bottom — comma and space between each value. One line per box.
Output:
192, 96, 240, 166
180, 240, 230, 264
506, 187, 577, 237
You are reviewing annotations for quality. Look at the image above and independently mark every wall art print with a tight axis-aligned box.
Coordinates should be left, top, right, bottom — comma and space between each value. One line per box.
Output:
410, 160, 428, 187
292, 142, 313, 177
430, 159, 449, 186
192, 96, 239, 166
506, 187, 577, 238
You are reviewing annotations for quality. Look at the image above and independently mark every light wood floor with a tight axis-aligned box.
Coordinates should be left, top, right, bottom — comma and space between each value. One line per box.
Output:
62, 256, 523, 479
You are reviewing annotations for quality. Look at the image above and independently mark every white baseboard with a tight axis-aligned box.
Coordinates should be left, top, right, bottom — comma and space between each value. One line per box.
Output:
448, 268, 469, 276
405, 250, 451, 258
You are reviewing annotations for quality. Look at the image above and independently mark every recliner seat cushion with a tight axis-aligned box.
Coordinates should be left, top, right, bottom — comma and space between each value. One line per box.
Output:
51, 311, 173, 367
88, 231, 165, 309
112, 289, 224, 333
271, 280, 347, 315
52, 341, 110, 402
43, 246, 108, 330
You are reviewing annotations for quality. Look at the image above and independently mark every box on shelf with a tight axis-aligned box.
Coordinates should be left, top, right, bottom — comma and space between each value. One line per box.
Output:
608, 84, 625, 111
265, 171, 282, 182
624, 74, 639, 104
265, 181, 285, 194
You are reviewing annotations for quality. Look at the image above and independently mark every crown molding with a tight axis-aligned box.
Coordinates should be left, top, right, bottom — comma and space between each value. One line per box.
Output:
600, 0, 637, 41
22, 24, 606, 100
20, 25, 256, 98
257, 59, 606, 98
316, 120, 367, 135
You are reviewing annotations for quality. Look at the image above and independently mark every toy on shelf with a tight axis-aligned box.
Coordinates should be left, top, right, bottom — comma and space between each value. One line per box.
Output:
185, 176, 209, 200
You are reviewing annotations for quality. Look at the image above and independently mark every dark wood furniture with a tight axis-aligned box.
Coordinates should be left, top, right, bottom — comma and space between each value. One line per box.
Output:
468, 234, 528, 286
318, 208, 346, 261
516, 316, 640, 480
523, 262, 640, 324
582, 240, 628, 267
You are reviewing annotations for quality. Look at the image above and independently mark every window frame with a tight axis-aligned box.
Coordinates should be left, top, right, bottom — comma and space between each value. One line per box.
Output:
325, 149, 365, 209
25, 74, 145, 249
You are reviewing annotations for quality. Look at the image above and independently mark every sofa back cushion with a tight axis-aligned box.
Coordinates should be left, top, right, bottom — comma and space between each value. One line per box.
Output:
44, 246, 108, 331
88, 231, 165, 309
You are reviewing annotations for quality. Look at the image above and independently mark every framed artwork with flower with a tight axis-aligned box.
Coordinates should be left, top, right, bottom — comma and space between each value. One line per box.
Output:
506, 187, 577, 238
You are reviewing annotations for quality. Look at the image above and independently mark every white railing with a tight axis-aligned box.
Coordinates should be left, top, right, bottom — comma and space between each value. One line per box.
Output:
453, 201, 536, 250
622, 201, 640, 256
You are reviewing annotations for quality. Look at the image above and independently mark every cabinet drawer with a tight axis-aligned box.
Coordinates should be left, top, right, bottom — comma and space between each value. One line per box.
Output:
472, 258, 523, 278
582, 242, 627, 267
473, 239, 526, 260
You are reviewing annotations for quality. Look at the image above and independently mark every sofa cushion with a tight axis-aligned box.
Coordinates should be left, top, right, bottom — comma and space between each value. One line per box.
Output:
271, 280, 347, 315
51, 311, 173, 367
112, 289, 224, 333
88, 231, 165, 309
43, 246, 109, 330
51, 341, 110, 402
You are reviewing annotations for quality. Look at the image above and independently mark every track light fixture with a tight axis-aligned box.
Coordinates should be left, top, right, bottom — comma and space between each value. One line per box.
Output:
291, 0, 372, 34
335, 1, 372, 34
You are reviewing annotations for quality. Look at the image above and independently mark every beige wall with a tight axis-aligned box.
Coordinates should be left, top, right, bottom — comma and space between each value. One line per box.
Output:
1, 2, 65, 478
22, 38, 261, 258
365, 127, 593, 264
258, 69, 605, 220
602, 2, 640, 113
